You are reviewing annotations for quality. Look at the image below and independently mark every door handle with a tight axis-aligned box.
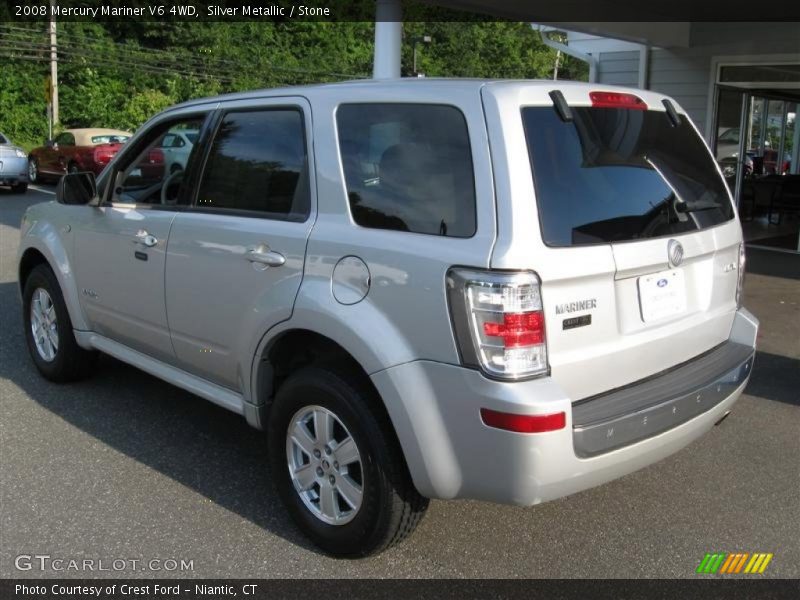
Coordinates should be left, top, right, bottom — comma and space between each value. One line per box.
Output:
246, 244, 285, 267
133, 230, 158, 248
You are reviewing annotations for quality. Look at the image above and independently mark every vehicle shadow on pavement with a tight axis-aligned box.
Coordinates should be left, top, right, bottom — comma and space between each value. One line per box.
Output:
0, 185, 57, 230
747, 351, 800, 406
745, 247, 800, 281
0, 281, 322, 555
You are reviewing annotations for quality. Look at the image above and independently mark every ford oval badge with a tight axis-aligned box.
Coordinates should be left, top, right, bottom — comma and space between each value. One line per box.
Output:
657, 278, 668, 288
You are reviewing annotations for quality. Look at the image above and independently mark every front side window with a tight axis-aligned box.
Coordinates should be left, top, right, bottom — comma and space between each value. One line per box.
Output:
56, 133, 75, 146
195, 109, 309, 221
522, 106, 735, 247
161, 134, 185, 148
112, 116, 207, 206
337, 103, 476, 237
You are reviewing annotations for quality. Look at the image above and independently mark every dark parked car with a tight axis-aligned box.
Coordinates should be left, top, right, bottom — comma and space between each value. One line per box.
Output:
28, 128, 131, 183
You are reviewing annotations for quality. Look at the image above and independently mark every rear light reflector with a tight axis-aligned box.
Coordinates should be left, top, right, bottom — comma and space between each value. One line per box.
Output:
480, 408, 565, 433
446, 269, 548, 380
590, 91, 647, 110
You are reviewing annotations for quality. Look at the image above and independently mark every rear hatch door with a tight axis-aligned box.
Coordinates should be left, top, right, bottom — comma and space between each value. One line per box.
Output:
482, 83, 741, 400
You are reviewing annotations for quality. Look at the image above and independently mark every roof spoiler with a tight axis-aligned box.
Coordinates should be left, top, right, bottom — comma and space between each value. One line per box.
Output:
549, 90, 573, 123
662, 99, 682, 127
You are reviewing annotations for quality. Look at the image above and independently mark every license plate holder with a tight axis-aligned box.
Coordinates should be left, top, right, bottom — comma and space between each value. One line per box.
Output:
638, 269, 687, 322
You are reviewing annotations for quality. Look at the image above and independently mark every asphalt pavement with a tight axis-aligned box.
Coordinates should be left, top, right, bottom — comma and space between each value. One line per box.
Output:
1, 185, 798, 578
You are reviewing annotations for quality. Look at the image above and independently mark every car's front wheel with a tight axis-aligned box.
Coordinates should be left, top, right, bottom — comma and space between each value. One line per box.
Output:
23, 264, 97, 382
268, 365, 428, 557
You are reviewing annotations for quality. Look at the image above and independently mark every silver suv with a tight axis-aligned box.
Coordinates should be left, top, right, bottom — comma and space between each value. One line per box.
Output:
17, 80, 758, 557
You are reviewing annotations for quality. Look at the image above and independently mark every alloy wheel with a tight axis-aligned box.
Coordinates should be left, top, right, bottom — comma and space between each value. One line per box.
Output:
285, 405, 364, 525
30, 288, 59, 362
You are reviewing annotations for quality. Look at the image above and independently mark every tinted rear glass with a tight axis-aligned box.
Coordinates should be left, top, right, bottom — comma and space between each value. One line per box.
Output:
522, 107, 735, 247
91, 135, 130, 144
337, 103, 476, 238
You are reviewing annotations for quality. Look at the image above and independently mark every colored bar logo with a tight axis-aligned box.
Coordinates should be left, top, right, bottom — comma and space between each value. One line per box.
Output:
696, 552, 773, 574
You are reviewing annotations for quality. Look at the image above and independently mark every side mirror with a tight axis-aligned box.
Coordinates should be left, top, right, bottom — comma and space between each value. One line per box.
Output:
57, 172, 98, 205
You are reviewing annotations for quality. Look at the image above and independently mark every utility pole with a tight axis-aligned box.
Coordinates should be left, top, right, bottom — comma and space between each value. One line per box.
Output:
553, 49, 561, 80
410, 35, 431, 77
49, 0, 58, 128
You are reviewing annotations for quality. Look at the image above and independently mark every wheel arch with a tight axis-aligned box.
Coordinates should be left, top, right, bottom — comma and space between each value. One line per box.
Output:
250, 328, 382, 425
250, 327, 425, 499
18, 237, 90, 333
18, 247, 48, 294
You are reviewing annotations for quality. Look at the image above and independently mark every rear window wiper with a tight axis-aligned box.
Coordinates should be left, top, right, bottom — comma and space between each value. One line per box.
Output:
674, 199, 722, 213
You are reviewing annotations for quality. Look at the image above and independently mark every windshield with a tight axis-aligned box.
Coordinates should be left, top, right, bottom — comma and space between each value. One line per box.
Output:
522, 106, 735, 247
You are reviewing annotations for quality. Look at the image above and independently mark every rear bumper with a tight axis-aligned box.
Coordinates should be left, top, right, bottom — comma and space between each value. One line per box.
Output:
572, 341, 754, 457
371, 308, 758, 505
0, 156, 28, 185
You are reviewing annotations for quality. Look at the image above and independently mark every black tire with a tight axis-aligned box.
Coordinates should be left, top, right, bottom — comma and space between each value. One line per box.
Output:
170, 163, 183, 174
28, 158, 39, 183
268, 365, 428, 557
67, 162, 79, 174
22, 264, 97, 382
12, 182, 28, 194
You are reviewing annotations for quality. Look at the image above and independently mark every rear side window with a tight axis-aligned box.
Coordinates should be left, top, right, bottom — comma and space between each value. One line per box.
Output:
197, 109, 309, 221
522, 106, 735, 247
337, 103, 476, 237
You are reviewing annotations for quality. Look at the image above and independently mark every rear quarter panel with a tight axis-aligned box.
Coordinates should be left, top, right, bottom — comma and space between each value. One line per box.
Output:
273, 82, 498, 374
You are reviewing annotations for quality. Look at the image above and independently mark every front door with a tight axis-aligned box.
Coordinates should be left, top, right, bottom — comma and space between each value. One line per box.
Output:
73, 112, 212, 362
165, 100, 314, 390
40, 131, 73, 177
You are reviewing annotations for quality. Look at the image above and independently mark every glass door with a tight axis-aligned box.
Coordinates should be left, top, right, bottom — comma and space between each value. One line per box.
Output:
714, 87, 800, 251
713, 87, 747, 194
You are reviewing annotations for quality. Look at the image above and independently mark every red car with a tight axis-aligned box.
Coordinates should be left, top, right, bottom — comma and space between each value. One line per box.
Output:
28, 128, 131, 183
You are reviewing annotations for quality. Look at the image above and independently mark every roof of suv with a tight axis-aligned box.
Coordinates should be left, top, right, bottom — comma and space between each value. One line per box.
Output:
168, 78, 643, 111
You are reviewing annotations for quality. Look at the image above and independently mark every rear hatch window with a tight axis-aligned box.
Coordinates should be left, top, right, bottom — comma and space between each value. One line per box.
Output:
521, 105, 734, 247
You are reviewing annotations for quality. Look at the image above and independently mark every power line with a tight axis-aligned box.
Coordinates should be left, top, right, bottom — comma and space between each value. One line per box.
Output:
0, 24, 366, 81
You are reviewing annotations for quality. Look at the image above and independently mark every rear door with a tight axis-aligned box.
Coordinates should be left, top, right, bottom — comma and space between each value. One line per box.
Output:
483, 84, 741, 400
164, 99, 314, 391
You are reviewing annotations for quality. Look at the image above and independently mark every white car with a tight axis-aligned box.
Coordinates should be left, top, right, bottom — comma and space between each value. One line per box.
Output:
160, 129, 199, 174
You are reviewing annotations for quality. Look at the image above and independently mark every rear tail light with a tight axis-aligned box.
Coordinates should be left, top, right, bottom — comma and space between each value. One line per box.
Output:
446, 269, 548, 380
590, 91, 647, 110
93, 147, 116, 166
736, 243, 746, 308
147, 148, 164, 164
